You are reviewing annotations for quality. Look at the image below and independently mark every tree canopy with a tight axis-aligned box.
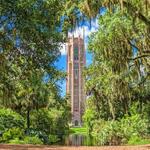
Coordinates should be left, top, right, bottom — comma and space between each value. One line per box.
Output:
0, 0, 150, 146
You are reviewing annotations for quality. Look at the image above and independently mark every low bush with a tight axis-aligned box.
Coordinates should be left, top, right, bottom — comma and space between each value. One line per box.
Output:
8, 136, 43, 145
0, 108, 69, 145
94, 114, 149, 145
49, 134, 59, 143
9, 138, 26, 144
128, 136, 150, 145
0, 108, 25, 132
24, 128, 50, 144
0, 128, 24, 143
31, 108, 69, 139
24, 136, 43, 145
120, 114, 149, 139
95, 120, 122, 145
31, 109, 53, 135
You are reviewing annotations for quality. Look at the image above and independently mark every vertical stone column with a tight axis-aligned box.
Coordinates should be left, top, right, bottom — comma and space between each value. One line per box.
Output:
66, 36, 86, 126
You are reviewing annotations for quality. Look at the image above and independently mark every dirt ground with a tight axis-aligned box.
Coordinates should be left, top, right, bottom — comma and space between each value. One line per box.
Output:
0, 144, 150, 150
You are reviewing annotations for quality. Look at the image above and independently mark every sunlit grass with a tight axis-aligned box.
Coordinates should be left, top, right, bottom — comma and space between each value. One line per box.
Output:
127, 137, 150, 145
69, 127, 87, 135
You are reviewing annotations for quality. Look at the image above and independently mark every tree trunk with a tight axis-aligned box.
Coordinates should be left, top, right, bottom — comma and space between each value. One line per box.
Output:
122, 98, 129, 115
108, 98, 115, 120
27, 107, 30, 130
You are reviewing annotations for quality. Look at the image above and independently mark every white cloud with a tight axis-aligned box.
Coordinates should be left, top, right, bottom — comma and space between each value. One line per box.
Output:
61, 18, 99, 55
60, 44, 66, 55
68, 18, 99, 38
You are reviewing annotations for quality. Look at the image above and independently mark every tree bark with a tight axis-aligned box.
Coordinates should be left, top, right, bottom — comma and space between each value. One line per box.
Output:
27, 107, 30, 130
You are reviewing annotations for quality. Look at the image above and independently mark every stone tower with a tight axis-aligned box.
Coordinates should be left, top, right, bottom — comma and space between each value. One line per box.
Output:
66, 36, 86, 126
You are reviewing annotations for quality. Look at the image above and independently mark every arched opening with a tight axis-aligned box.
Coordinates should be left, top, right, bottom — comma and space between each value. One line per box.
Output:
75, 120, 79, 126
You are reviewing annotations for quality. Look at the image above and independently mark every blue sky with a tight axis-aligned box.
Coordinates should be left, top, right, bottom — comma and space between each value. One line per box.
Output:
56, 19, 99, 97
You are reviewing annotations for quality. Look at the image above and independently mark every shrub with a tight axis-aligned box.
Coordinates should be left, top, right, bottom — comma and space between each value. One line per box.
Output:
1, 128, 43, 145
9, 136, 43, 145
31, 109, 53, 134
31, 108, 69, 136
128, 136, 150, 145
120, 114, 149, 140
83, 108, 96, 135
96, 120, 122, 145
1, 127, 24, 143
24, 136, 43, 145
49, 134, 59, 143
0, 108, 25, 132
30, 108, 69, 144
94, 114, 149, 145
9, 138, 26, 144
25, 128, 49, 144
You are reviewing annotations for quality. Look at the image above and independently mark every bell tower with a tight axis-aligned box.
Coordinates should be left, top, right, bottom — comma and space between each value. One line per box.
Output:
66, 36, 86, 126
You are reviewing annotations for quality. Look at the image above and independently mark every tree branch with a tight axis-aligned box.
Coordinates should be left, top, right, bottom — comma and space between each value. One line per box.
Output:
123, 1, 150, 26
128, 54, 150, 60
143, 50, 150, 53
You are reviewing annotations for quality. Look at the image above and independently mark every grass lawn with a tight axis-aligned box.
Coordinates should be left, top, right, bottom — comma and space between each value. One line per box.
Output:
69, 127, 87, 135
127, 138, 150, 145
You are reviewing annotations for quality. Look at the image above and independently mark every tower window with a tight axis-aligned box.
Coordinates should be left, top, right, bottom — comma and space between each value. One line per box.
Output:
74, 46, 78, 60
68, 45, 71, 58
75, 70, 78, 79
75, 120, 79, 126
74, 63, 78, 69
74, 63, 79, 79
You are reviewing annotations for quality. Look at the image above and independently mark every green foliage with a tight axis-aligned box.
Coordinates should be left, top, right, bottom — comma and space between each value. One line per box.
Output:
120, 114, 149, 139
1, 128, 44, 145
70, 127, 87, 135
0, 105, 70, 144
95, 120, 122, 145
31, 109, 53, 135
0, 108, 25, 132
0, 0, 70, 142
48, 134, 59, 143
93, 114, 149, 145
9, 138, 26, 144
52, 108, 70, 136
128, 136, 150, 145
83, 1, 150, 147
3, 134, 43, 145
30, 107, 69, 143
1, 127, 24, 143
83, 108, 96, 134
0, 0, 149, 146
0, 0, 66, 133
23, 136, 43, 145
